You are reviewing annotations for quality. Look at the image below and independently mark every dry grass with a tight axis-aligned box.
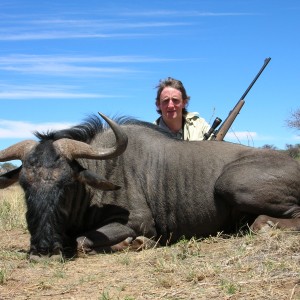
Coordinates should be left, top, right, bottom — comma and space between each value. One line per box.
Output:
0, 186, 299, 300
0, 185, 26, 231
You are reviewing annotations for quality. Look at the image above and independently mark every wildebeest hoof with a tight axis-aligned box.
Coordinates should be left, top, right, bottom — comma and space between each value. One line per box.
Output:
76, 236, 97, 255
129, 236, 157, 251
257, 223, 276, 234
76, 236, 136, 254
29, 253, 65, 263
77, 248, 98, 256
250, 215, 277, 233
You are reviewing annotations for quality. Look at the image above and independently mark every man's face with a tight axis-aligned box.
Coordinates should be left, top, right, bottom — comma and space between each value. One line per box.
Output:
157, 87, 187, 121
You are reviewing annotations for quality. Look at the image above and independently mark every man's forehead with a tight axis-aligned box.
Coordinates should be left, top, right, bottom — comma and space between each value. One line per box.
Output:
160, 87, 182, 99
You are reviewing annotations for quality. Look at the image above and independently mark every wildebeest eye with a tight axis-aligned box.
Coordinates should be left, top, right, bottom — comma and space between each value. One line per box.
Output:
26, 155, 37, 166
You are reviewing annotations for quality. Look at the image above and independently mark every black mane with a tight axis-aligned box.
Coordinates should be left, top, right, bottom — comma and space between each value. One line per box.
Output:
33, 114, 159, 143
34, 115, 103, 143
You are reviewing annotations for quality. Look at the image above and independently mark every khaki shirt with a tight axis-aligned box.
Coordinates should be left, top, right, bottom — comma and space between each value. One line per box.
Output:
155, 112, 211, 141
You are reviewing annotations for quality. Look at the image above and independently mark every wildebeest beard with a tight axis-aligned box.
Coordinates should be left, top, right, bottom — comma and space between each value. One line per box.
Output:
24, 182, 78, 257
23, 176, 131, 259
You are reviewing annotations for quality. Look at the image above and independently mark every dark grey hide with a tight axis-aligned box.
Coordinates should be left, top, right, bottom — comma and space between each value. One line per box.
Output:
1, 113, 300, 260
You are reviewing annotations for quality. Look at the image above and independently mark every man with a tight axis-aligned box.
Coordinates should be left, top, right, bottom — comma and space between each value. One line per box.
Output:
154, 77, 211, 140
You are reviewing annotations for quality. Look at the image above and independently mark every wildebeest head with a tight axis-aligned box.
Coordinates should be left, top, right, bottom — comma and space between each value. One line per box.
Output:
0, 113, 128, 260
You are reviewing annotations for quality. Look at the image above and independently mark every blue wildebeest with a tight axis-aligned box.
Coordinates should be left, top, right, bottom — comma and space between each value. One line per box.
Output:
0, 113, 300, 260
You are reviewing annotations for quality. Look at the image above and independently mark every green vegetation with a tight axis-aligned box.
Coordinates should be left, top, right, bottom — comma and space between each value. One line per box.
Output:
0, 268, 6, 285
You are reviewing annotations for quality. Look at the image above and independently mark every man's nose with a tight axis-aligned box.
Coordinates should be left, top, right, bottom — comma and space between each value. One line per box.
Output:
167, 100, 175, 107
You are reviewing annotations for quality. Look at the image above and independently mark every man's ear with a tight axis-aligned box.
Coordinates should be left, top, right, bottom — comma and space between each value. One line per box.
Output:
182, 99, 187, 108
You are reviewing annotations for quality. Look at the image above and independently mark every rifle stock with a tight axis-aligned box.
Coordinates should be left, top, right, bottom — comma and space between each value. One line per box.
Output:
214, 100, 245, 141
211, 57, 271, 141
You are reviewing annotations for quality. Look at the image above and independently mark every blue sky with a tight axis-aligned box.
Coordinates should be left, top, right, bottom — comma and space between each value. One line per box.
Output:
1, 0, 300, 160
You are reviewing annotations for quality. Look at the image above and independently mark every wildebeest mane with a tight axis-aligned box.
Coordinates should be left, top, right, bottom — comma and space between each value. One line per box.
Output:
33, 114, 176, 143
33, 115, 103, 143
121, 117, 181, 138
33, 114, 169, 143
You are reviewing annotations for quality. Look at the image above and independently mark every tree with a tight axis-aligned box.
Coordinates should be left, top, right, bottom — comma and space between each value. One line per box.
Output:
286, 108, 300, 131
261, 144, 278, 150
285, 144, 300, 159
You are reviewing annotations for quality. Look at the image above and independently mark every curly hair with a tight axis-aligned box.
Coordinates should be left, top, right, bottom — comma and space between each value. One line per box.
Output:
155, 77, 190, 115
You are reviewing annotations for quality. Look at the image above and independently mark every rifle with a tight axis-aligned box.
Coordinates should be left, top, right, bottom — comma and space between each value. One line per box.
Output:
204, 57, 271, 141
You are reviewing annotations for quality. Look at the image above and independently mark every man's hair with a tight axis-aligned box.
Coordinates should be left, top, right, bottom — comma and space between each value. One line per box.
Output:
155, 77, 190, 115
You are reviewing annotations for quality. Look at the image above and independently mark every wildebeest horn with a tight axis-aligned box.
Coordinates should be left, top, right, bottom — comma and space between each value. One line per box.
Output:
0, 140, 37, 162
53, 113, 128, 160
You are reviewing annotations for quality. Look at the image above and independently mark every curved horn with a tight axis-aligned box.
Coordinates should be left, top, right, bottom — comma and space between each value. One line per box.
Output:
54, 113, 128, 160
0, 140, 37, 162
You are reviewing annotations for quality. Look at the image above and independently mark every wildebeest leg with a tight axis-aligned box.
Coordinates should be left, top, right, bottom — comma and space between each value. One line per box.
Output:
215, 155, 300, 232
77, 222, 137, 254
127, 236, 158, 251
250, 215, 300, 232
103, 236, 157, 252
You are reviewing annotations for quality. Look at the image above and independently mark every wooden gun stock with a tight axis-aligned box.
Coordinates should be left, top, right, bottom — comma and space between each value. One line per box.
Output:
214, 100, 245, 141
212, 57, 271, 141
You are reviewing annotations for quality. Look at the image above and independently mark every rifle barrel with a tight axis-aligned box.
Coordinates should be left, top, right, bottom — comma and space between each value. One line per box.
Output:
213, 57, 271, 141
240, 57, 271, 101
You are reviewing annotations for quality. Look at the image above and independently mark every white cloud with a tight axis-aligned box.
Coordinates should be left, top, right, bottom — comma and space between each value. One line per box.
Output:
0, 119, 73, 138
225, 132, 300, 149
0, 54, 180, 76
292, 134, 300, 141
0, 65, 134, 76
120, 11, 254, 17
0, 17, 191, 41
0, 32, 158, 41
226, 131, 257, 140
0, 8, 256, 42
0, 91, 103, 99
225, 131, 257, 142
224, 131, 258, 147
0, 83, 119, 99
0, 54, 177, 64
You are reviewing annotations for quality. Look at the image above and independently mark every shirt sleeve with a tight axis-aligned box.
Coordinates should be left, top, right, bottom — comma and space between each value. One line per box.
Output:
184, 115, 211, 141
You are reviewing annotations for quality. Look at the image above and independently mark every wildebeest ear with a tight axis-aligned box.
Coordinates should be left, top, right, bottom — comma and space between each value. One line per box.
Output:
77, 169, 121, 191
0, 166, 22, 189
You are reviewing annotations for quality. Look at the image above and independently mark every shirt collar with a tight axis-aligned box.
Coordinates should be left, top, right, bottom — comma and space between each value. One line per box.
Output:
158, 117, 183, 139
